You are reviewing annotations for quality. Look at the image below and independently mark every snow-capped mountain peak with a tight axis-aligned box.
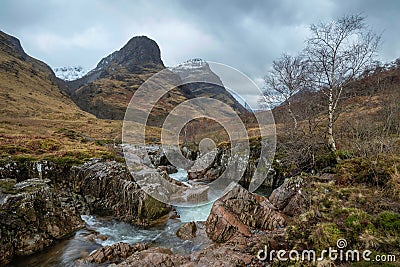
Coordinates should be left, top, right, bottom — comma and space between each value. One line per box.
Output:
53, 66, 87, 81
172, 58, 208, 71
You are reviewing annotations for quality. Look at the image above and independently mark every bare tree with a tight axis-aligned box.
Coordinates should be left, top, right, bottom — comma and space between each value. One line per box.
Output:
305, 14, 380, 152
263, 54, 309, 130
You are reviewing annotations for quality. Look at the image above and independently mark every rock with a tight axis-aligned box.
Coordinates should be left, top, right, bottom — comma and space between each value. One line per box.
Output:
205, 185, 286, 243
71, 160, 172, 226
85, 232, 108, 242
81, 242, 148, 264
157, 165, 177, 174
269, 176, 308, 216
115, 247, 189, 267
0, 178, 83, 265
176, 221, 197, 239
188, 148, 225, 183
115, 230, 287, 267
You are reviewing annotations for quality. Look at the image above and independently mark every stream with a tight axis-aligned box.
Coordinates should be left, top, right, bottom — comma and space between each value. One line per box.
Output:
8, 169, 213, 267
8, 168, 271, 266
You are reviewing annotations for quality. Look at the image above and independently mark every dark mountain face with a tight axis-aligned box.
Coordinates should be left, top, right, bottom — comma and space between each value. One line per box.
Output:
62, 36, 170, 120
171, 59, 249, 115
65, 36, 165, 94
0, 31, 28, 60
95, 36, 164, 72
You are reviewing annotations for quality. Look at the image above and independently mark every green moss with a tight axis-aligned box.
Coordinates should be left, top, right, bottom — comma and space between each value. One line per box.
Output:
0, 179, 17, 194
374, 211, 400, 233
142, 196, 169, 221
0, 144, 30, 154
350, 258, 398, 267
337, 156, 400, 186
56, 128, 79, 140
345, 210, 374, 235
315, 150, 352, 172
94, 139, 114, 146
12, 154, 37, 163
311, 222, 344, 252
43, 155, 85, 166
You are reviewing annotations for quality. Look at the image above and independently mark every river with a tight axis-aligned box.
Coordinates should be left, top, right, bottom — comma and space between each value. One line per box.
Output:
8, 168, 213, 267
8, 168, 272, 266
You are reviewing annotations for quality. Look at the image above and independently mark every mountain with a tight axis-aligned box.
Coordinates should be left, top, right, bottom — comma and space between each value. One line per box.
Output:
63, 36, 189, 121
53, 66, 86, 81
63, 38, 247, 121
0, 30, 85, 120
0, 30, 121, 159
171, 58, 248, 115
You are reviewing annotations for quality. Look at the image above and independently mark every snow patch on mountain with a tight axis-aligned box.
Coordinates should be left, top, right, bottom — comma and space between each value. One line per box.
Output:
53, 66, 87, 81
171, 58, 208, 71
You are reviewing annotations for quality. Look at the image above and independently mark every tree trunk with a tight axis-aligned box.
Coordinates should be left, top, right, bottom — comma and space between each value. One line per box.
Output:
287, 101, 298, 130
327, 89, 337, 152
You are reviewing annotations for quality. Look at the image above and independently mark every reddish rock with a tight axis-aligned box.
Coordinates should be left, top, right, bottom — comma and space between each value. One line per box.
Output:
176, 221, 197, 239
205, 185, 286, 243
116, 247, 189, 267
82, 242, 148, 264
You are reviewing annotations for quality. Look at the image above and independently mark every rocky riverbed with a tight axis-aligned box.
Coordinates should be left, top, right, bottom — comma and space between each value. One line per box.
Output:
1, 145, 399, 266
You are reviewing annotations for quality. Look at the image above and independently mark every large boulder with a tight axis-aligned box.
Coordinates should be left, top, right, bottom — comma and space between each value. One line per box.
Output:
70, 160, 172, 226
269, 176, 308, 216
205, 185, 286, 243
0, 178, 84, 265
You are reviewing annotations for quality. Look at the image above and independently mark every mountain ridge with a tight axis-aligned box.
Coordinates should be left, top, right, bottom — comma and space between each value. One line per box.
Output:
62, 36, 248, 121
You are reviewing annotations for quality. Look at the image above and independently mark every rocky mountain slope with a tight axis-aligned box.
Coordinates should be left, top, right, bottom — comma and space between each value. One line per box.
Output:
62, 37, 247, 121
171, 58, 248, 115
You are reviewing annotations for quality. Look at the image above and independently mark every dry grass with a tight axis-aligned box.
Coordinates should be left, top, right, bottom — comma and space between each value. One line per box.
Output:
0, 44, 162, 161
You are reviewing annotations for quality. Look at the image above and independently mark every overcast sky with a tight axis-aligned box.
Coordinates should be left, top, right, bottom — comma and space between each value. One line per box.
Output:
1, 0, 400, 106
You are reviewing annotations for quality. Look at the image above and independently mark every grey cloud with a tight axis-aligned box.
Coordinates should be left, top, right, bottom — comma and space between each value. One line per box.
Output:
1, 0, 399, 107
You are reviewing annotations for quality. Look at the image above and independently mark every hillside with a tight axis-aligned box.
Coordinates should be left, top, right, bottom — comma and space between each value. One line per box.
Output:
267, 60, 400, 180
0, 31, 249, 160
0, 30, 123, 161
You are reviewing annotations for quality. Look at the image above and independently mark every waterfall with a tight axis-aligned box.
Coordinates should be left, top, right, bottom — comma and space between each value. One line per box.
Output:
169, 168, 214, 222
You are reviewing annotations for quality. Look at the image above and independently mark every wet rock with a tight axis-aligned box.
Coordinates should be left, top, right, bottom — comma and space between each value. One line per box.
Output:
115, 230, 287, 267
71, 160, 172, 226
157, 165, 177, 174
205, 185, 286, 243
269, 176, 308, 216
0, 159, 73, 184
188, 148, 225, 183
0, 178, 83, 265
85, 231, 108, 242
81, 242, 148, 264
176, 221, 197, 239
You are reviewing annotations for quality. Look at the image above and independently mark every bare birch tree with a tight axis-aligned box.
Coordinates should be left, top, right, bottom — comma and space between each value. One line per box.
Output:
305, 14, 380, 152
263, 54, 309, 130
